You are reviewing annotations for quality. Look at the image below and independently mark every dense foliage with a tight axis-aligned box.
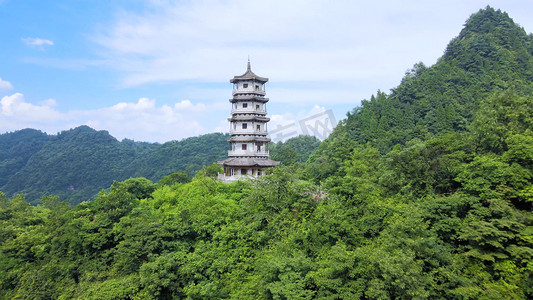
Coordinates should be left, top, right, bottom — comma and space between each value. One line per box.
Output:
270, 135, 321, 166
310, 7, 533, 166
0, 127, 229, 205
0, 128, 320, 205
0, 6, 531, 299
0, 129, 49, 188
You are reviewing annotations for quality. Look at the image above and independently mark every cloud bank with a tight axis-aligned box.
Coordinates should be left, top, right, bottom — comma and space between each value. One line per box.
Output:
91, 0, 482, 105
1, 93, 217, 142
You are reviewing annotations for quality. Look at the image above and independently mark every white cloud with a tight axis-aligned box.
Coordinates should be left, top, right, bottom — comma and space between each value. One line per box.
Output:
0, 93, 214, 142
39, 99, 57, 106
174, 99, 206, 112
0, 92, 331, 143
83, 98, 207, 142
93, 0, 498, 83
0, 77, 13, 90
90, 0, 506, 106
1, 93, 61, 121
21, 37, 54, 49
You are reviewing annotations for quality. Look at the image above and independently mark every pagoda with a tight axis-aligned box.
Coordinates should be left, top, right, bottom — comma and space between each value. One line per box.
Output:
218, 61, 279, 182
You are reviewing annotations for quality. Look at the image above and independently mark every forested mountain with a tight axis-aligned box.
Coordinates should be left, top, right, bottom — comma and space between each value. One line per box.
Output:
311, 6, 533, 166
0, 127, 317, 205
0, 7, 531, 299
0, 129, 49, 188
307, 7, 533, 182
0, 126, 229, 204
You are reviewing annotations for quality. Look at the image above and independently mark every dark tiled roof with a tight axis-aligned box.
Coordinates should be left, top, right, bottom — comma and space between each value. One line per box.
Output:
230, 96, 269, 103
227, 136, 271, 142
228, 116, 270, 122
230, 61, 268, 83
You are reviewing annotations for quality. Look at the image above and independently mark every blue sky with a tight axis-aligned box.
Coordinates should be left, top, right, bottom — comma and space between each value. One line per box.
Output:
1, 0, 532, 142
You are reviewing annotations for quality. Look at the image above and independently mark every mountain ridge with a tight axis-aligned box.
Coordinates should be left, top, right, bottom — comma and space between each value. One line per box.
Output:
0, 126, 320, 204
0, 126, 229, 204
308, 6, 533, 180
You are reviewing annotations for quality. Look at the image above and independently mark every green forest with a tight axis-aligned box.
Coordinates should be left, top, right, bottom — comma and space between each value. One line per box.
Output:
0, 127, 320, 206
1, 7, 532, 299
0, 127, 229, 205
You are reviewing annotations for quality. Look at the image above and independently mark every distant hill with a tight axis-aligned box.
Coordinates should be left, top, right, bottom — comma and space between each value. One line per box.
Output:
0, 126, 230, 204
0, 127, 319, 205
0, 128, 49, 188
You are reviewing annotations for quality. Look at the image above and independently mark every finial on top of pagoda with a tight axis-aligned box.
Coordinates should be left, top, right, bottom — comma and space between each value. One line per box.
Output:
230, 59, 268, 83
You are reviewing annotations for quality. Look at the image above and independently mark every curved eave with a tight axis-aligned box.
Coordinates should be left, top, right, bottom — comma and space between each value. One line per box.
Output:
227, 136, 271, 143
228, 116, 270, 122
230, 73, 268, 83
230, 97, 269, 103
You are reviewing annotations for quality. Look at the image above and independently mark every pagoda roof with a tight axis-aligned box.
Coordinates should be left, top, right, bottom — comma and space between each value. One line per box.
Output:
232, 95, 269, 100
228, 136, 271, 143
218, 157, 280, 167
230, 96, 269, 103
228, 116, 270, 122
230, 61, 268, 83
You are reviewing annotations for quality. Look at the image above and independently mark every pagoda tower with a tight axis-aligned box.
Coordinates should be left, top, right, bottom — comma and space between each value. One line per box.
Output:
218, 61, 279, 182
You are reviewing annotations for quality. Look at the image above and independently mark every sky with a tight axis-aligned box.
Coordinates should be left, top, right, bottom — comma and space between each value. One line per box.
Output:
1, 0, 532, 143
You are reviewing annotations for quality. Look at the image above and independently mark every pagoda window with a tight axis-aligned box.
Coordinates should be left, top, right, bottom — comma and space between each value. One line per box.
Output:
242, 123, 247, 129
256, 104, 260, 110
257, 124, 261, 131
257, 145, 261, 151
242, 144, 247, 150
241, 169, 247, 175
242, 103, 248, 108
243, 83, 248, 88
255, 85, 259, 91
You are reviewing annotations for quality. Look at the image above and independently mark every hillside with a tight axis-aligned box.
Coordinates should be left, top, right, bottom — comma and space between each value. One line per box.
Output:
308, 6, 533, 181
0, 129, 49, 188
0, 126, 229, 204
0, 127, 317, 205
0, 7, 531, 299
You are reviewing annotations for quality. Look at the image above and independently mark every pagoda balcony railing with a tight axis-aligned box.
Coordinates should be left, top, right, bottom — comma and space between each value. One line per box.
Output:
231, 109, 267, 115
228, 150, 269, 157
232, 90, 266, 96
229, 129, 268, 135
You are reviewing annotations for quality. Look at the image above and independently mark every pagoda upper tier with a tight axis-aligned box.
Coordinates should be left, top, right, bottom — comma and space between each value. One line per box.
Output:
230, 61, 268, 83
